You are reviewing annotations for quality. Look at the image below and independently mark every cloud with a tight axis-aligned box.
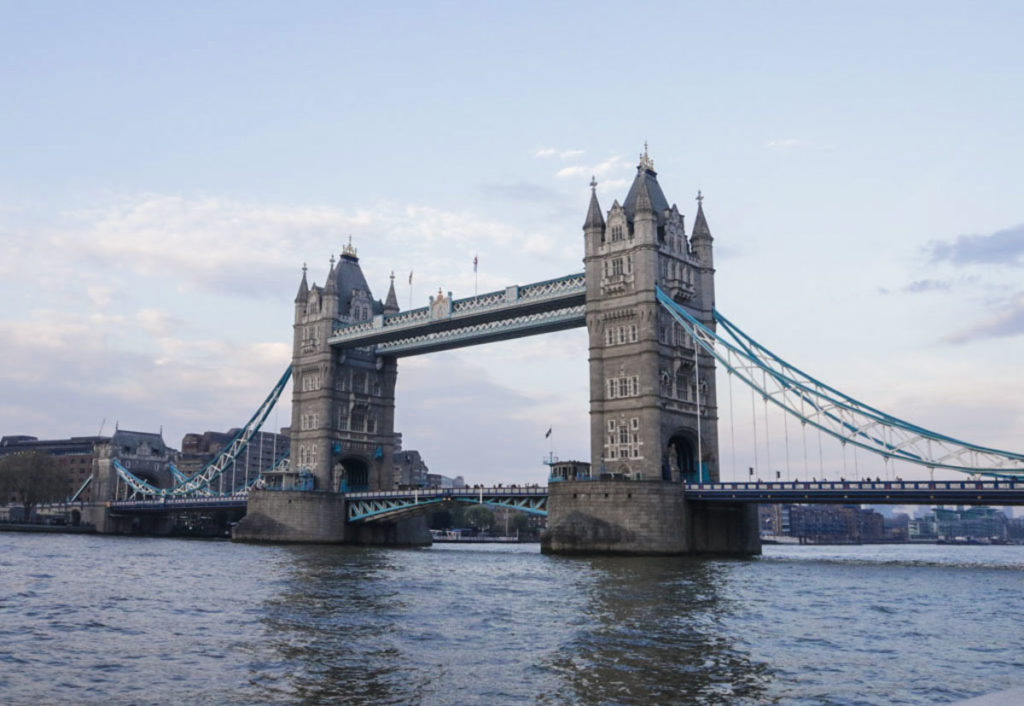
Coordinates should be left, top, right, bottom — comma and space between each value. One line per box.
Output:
944, 292, 1024, 343
927, 223, 1024, 267
765, 138, 810, 151
555, 154, 631, 180
534, 147, 585, 159
877, 279, 952, 295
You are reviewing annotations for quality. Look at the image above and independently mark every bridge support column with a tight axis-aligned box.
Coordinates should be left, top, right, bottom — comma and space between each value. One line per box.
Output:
541, 480, 760, 556
232, 490, 430, 546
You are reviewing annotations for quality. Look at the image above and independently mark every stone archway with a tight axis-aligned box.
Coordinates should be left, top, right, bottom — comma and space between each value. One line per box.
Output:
666, 432, 698, 483
339, 457, 370, 492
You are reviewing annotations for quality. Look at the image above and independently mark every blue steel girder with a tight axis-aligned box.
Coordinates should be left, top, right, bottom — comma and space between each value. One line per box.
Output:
346, 487, 548, 523
684, 479, 1024, 505
329, 273, 585, 356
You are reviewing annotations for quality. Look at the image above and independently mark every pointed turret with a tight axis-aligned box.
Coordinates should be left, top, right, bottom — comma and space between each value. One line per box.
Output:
383, 272, 399, 313
325, 254, 338, 294
691, 190, 712, 241
584, 176, 605, 229
294, 263, 309, 303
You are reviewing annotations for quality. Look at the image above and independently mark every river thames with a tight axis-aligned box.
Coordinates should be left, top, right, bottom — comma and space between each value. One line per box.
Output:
0, 534, 1021, 704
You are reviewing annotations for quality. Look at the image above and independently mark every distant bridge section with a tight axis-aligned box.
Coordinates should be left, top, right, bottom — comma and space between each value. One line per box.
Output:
345, 486, 549, 523
328, 273, 585, 356
684, 479, 1024, 505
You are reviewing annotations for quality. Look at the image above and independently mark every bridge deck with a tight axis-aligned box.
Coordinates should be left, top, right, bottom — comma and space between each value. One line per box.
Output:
328, 273, 585, 355
107, 479, 1024, 518
684, 479, 1024, 504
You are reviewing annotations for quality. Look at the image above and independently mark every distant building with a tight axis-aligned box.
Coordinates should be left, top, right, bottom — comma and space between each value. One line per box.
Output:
0, 434, 110, 503
426, 473, 466, 489
788, 504, 885, 543
393, 449, 429, 488
179, 428, 289, 492
548, 459, 591, 482
759, 504, 792, 536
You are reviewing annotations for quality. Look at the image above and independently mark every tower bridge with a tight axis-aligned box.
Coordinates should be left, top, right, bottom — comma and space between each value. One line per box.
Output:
88, 147, 1024, 554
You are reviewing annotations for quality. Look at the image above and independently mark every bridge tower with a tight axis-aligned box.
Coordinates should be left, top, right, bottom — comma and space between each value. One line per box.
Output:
236, 242, 428, 544
543, 147, 758, 555
583, 147, 719, 483
289, 241, 399, 493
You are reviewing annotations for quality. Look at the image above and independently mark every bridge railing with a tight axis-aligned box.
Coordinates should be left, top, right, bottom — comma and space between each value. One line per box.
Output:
687, 479, 1019, 491
344, 486, 547, 499
331, 272, 585, 342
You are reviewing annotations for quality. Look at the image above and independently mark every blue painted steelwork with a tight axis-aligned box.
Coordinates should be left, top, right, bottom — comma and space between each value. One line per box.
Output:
112, 366, 292, 499
345, 486, 548, 523
329, 273, 585, 355
109, 494, 248, 513
683, 479, 1024, 505
68, 474, 92, 503
656, 288, 1024, 477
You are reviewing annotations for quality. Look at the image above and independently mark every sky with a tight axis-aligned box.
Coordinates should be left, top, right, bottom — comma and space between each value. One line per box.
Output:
1, 1, 1022, 489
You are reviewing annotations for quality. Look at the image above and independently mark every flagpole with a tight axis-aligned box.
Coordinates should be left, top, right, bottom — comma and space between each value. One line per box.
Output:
408, 270, 413, 310
473, 253, 478, 299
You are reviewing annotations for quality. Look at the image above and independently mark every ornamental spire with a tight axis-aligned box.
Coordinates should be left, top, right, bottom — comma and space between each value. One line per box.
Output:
638, 141, 654, 171
692, 190, 712, 240
583, 175, 605, 230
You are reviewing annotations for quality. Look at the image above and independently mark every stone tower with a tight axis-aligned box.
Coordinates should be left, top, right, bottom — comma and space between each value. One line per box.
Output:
290, 240, 399, 492
583, 147, 720, 483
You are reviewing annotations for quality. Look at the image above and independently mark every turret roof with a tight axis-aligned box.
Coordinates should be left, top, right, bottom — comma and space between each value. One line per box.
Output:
583, 176, 605, 229
692, 191, 712, 240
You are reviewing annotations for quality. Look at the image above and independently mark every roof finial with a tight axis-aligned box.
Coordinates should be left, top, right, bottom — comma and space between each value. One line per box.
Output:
302, 262, 308, 276
639, 141, 654, 170
589, 175, 597, 191
329, 253, 335, 268
390, 270, 395, 283
696, 189, 704, 206
342, 235, 357, 258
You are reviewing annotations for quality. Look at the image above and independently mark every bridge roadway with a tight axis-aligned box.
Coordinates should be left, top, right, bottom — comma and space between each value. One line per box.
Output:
327, 272, 585, 355
106, 479, 1024, 519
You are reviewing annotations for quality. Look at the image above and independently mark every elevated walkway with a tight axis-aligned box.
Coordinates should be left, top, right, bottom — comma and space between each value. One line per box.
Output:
328, 273, 585, 355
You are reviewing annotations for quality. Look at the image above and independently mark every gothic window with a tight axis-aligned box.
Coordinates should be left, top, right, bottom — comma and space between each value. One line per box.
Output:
626, 256, 632, 274
618, 327, 626, 344
299, 446, 307, 466
631, 417, 639, 430
608, 420, 616, 432
353, 372, 366, 393
630, 325, 638, 342
366, 415, 376, 433
631, 376, 639, 396
351, 406, 366, 432
612, 258, 623, 275
619, 426, 628, 444
606, 328, 614, 345
310, 445, 318, 466
611, 225, 623, 242
338, 408, 348, 430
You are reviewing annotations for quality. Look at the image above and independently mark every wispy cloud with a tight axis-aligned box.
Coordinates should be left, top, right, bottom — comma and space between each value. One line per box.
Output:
534, 147, 585, 159
927, 223, 1024, 267
944, 292, 1024, 343
555, 154, 630, 180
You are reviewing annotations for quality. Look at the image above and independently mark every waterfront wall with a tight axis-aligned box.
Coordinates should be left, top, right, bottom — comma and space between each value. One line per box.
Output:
232, 489, 430, 546
542, 480, 760, 556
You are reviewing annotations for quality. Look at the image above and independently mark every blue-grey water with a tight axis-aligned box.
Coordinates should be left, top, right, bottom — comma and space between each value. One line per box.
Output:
1, 535, 1022, 705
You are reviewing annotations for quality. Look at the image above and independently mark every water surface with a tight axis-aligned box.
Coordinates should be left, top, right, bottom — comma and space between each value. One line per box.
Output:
1, 535, 1021, 704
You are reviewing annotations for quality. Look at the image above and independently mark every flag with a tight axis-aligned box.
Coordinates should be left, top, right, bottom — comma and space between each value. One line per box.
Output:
473, 255, 478, 273
408, 270, 413, 285
545, 427, 552, 438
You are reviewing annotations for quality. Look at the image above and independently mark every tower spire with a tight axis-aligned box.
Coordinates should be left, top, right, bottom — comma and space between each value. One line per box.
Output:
383, 271, 399, 313
692, 190, 712, 240
295, 263, 309, 303
584, 176, 605, 229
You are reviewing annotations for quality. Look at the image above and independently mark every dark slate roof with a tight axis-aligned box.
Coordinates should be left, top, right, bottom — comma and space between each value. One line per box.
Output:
331, 254, 374, 313
584, 188, 605, 229
692, 200, 712, 240
383, 277, 399, 312
622, 166, 670, 225
111, 429, 168, 454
